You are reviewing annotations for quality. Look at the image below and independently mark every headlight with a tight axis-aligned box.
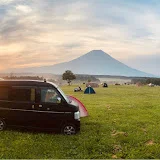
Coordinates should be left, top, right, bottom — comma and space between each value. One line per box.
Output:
74, 111, 80, 120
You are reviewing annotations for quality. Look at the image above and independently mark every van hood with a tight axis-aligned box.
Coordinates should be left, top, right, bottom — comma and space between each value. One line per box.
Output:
69, 99, 79, 107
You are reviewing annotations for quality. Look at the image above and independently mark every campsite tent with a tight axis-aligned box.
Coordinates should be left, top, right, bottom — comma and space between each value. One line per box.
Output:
148, 83, 154, 87
86, 82, 99, 88
68, 95, 88, 117
84, 86, 95, 94
103, 83, 108, 87
136, 82, 142, 87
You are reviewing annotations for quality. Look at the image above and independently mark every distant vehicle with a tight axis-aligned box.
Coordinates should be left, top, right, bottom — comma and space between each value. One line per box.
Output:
0, 80, 80, 135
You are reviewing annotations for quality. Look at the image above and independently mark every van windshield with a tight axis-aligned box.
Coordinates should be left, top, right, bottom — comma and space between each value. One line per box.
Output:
57, 87, 70, 103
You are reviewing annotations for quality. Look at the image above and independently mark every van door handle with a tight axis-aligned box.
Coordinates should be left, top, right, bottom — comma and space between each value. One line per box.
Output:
39, 104, 42, 108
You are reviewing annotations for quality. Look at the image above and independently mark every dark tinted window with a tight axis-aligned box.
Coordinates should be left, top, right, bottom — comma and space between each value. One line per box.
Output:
0, 87, 9, 100
11, 87, 35, 102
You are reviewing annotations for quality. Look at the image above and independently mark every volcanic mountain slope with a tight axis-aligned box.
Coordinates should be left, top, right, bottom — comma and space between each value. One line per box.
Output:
7, 50, 154, 77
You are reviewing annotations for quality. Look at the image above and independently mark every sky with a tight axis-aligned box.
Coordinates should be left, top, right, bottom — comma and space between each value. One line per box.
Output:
0, 0, 160, 75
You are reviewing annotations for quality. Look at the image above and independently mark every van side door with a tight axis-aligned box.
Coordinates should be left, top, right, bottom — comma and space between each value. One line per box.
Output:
7, 86, 36, 127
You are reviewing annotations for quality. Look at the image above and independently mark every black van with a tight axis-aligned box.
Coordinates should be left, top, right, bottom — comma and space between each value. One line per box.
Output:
0, 80, 80, 135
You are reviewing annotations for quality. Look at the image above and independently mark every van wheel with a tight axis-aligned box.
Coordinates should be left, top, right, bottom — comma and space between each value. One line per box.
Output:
0, 119, 6, 131
61, 124, 76, 135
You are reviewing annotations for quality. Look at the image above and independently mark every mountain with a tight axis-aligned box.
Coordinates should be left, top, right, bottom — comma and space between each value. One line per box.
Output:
121, 54, 160, 77
6, 50, 154, 77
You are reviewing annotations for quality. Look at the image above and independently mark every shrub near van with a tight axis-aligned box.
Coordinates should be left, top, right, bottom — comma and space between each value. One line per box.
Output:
0, 80, 80, 135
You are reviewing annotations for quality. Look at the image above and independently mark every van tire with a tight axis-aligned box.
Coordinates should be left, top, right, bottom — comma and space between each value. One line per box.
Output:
0, 119, 6, 131
61, 123, 76, 135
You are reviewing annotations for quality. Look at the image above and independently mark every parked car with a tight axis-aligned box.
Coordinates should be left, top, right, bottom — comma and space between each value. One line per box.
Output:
0, 80, 80, 135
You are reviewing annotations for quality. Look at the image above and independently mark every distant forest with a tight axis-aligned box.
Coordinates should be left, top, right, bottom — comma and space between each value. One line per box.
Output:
75, 74, 100, 82
132, 78, 160, 85
3, 74, 160, 85
2, 74, 100, 83
3, 76, 44, 80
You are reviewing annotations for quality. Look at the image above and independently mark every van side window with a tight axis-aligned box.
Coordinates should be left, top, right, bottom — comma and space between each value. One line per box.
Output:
11, 88, 35, 102
0, 87, 9, 100
41, 88, 59, 103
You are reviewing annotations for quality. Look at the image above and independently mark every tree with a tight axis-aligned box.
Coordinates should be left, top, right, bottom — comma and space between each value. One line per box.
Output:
62, 70, 76, 85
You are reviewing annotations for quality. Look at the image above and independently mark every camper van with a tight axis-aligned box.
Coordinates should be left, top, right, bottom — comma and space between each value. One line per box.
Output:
0, 80, 80, 135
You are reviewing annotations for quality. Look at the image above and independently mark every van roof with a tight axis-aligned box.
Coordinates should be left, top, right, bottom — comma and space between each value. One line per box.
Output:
0, 80, 58, 88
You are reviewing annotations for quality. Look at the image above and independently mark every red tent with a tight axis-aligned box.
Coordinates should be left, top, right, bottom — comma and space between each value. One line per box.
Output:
68, 95, 88, 117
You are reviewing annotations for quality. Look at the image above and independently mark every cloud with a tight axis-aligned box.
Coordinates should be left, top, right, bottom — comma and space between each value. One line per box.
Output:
15, 5, 32, 14
0, 0, 15, 5
0, 0, 160, 75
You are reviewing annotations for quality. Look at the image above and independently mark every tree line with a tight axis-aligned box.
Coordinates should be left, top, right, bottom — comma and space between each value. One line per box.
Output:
62, 70, 100, 85
131, 78, 160, 85
2, 70, 100, 85
3, 76, 44, 80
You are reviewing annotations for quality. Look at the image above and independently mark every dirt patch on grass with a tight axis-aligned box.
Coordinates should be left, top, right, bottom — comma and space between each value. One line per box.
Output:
113, 145, 122, 153
145, 139, 155, 146
112, 155, 118, 159
141, 128, 147, 134
111, 130, 128, 137
106, 105, 112, 110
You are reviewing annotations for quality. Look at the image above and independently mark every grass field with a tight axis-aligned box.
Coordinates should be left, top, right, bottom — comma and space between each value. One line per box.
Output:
1, 85, 160, 159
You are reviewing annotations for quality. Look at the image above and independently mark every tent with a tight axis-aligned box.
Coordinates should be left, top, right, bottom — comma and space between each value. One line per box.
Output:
148, 83, 154, 87
103, 83, 108, 87
84, 86, 95, 94
136, 82, 142, 87
67, 95, 88, 117
86, 82, 99, 88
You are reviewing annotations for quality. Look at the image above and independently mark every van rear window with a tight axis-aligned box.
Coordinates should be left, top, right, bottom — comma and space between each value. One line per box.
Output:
0, 87, 9, 100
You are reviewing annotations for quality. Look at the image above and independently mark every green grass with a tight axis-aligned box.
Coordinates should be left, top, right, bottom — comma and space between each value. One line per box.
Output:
1, 85, 160, 159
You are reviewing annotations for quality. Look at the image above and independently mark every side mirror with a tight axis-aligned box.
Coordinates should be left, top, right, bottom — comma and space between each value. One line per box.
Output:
57, 97, 61, 103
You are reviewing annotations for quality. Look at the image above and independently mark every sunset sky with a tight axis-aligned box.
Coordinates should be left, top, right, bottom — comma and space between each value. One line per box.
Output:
0, 0, 160, 75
